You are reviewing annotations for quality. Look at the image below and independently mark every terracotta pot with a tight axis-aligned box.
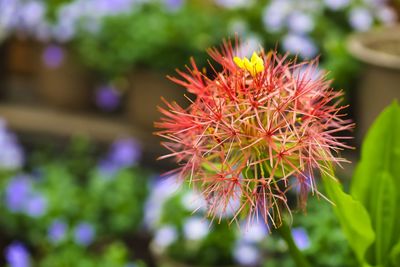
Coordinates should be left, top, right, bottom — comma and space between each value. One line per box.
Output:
0, 41, 7, 99
35, 44, 93, 111
5, 37, 40, 74
2, 38, 41, 103
126, 70, 188, 131
347, 25, 400, 140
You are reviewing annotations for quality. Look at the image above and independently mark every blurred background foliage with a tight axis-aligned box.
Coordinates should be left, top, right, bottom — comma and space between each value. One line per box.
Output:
0, 0, 399, 266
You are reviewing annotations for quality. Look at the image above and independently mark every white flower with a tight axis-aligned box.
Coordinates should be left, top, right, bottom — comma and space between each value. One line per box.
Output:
181, 191, 207, 212
153, 225, 178, 248
237, 35, 263, 58
262, 0, 291, 32
293, 64, 323, 82
324, 0, 350, 10
144, 176, 180, 228
376, 6, 397, 25
282, 33, 318, 58
240, 221, 268, 243
227, 19, 248, 36
183, 217, 209, 241
233, 243, 260, 266
287, 11, 314, 34
215, 0, 253, 9
0, 120, 24, 170
349, 8, 373, 32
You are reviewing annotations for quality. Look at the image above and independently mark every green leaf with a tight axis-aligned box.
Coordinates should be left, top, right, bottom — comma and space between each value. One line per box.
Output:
390, 241, 400, 266
322, 172, 375, 266
372, 172, 397, 265
351, 101, 400, 265
351, 102, 400, 205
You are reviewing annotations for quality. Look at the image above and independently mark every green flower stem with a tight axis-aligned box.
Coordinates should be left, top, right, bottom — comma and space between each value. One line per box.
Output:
276, 220, 311, 267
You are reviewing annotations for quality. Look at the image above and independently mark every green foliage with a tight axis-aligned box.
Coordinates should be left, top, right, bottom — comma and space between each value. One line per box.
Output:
0, 138, 150, 265
324, 102, 400, 267
262, 196, 358, 267
352, 102, 400, 267
75, 2, 226, 78
38, 242, 145, 267
322, 172, 375, 266
152, 185, 237, 266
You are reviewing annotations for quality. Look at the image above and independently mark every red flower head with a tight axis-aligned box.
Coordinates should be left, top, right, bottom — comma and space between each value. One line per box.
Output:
155, 40, 353, 229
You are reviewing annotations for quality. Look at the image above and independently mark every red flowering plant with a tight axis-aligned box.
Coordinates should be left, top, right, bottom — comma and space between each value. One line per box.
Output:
155, 39, 353, 265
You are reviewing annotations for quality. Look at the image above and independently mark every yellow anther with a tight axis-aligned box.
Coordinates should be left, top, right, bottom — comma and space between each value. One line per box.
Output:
233, 52, 265, 76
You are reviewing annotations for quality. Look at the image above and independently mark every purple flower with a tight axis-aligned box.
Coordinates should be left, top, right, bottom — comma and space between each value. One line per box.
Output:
48, 219, 68, 244
42, 45, 65, 69
164, 0, 184, 12
95, 85, 121, 112
108, 138, 141, 168
287, 11, 314, 34
25, 193, 47, 218
282, 33, 318, 58
323, 0, 349, 10
97, 138, 141, 179
91, 0, 135, 15
17, 1, 45, 32
0, 0, 18, 35
5, 175, 32, 212
349, 8, 373, 32
262, 1, 291, 32
215, 0, 252, 9
5, 174, 47, 217
5, 242, 31, 267
241, 221, 268, 243
97, 158, 120, 179
74, 222, 95, 246
292, 227, 311, 250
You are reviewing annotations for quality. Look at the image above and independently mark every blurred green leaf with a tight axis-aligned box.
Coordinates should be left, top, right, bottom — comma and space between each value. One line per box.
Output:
390, 241, 400, 266
372, 172, 396, 265
351, 101, 400, 266
322, 172, 375, 266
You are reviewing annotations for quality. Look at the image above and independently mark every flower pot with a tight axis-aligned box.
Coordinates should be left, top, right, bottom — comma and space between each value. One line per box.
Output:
347, 25, 400, 140
3, 37, 41, 103
5, 37, 39, 74
0, 41, 7, 100
126, 70, 187, 131
35, 44, 94, 111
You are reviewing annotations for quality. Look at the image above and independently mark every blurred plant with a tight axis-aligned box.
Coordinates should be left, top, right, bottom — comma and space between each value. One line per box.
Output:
261, 196, 358, 267
0, 0, 139, 42
219, 0, 397, 90
0, 134, 149, 265
323, 102, 400, 267
75, 1, 226, 78
37, 242, 146, 267
145, 177, 269, 266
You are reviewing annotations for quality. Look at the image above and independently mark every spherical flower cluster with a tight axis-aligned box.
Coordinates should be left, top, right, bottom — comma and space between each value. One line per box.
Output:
156, 40, 353, 228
